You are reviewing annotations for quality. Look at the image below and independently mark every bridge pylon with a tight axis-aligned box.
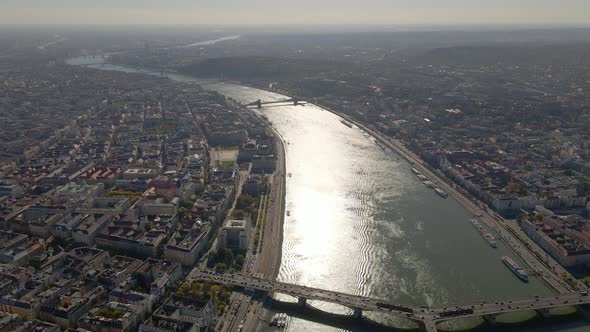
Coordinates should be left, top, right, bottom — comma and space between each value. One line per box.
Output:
419, 318, 438, 332
298, 297, 307, 306
353, 308, 363, 319
483, 314, 497, 325
536, 308, 552, 318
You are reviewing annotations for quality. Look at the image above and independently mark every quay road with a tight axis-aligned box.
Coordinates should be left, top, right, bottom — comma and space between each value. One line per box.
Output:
209, 107, 287, 332
253, 124, 286, 280
228, 126, 288, 332
190, 269, 590, 332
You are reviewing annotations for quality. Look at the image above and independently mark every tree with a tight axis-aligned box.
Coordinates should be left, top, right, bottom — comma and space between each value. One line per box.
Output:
176, 282, 190, 297
179, 206, 189, 217
236, 194, 256, 209
202, 283, 211, 295
181, 199, 195, 209
221, 290, 231, 302
507, 182, 521, 193
215, 263, 227, 273
223, 249, 234, 265
232, 209, 245, 219
233, 254, 245, 270
210, 285, 223, 295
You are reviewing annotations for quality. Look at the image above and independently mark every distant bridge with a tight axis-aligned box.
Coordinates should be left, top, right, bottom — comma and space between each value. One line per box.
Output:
245, 98, 305, 109
80, 63, 106, 67
190, 270, 590, 332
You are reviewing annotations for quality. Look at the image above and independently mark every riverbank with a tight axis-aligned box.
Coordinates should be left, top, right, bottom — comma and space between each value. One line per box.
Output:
268, 127, 287, 280
252, 122, 287, 280
247, 126, 288, 330
224, 102, 288, 332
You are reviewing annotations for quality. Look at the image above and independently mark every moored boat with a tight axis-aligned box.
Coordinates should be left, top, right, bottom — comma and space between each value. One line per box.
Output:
484, 233, 498, 248
423, 181, 435, 189
471, 219, 497, 248
434, 188, 448, 198
502, 256, 529, 282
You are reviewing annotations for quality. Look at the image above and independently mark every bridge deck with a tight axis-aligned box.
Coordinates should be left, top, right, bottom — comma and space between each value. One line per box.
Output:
190, 270, 423, 321
245, 98, 305, 108
189, 270, 590, 329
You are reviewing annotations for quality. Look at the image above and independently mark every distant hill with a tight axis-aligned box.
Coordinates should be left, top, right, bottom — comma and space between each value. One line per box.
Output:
180, 56, 353, 79
413, 43, 590, 66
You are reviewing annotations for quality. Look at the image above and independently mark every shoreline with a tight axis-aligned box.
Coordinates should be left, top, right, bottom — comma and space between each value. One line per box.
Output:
264, 123, 287, 280
271, 128, 287, 280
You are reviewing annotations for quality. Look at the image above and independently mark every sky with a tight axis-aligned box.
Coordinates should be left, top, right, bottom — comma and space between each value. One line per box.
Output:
1, 0, 589, 26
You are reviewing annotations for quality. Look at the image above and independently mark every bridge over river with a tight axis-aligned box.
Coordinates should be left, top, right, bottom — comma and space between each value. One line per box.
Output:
245, 97, 305, 109
190, 269, 590, 332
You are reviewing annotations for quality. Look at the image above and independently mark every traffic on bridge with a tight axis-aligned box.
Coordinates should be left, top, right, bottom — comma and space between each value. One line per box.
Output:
190, 269, 590, 332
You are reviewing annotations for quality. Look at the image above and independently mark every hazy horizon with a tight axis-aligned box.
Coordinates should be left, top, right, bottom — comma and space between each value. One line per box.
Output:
1, 0, 589, 26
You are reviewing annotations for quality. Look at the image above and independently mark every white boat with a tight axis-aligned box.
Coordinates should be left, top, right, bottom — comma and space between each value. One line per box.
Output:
434, 188, 448, 198
423, 181, 435, 189
471, 219, 497, 248
502, 256, 529, 282
484, 233, 498, 248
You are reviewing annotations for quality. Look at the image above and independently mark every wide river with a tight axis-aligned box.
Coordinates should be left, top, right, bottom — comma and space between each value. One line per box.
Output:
67, 55, 590, 331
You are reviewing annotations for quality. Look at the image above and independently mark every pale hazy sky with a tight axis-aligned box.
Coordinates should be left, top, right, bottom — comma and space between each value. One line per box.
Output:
1, 0, 589, 25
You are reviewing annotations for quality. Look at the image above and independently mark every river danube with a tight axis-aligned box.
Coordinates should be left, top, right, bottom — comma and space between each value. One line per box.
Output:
67, 55, 565, 331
